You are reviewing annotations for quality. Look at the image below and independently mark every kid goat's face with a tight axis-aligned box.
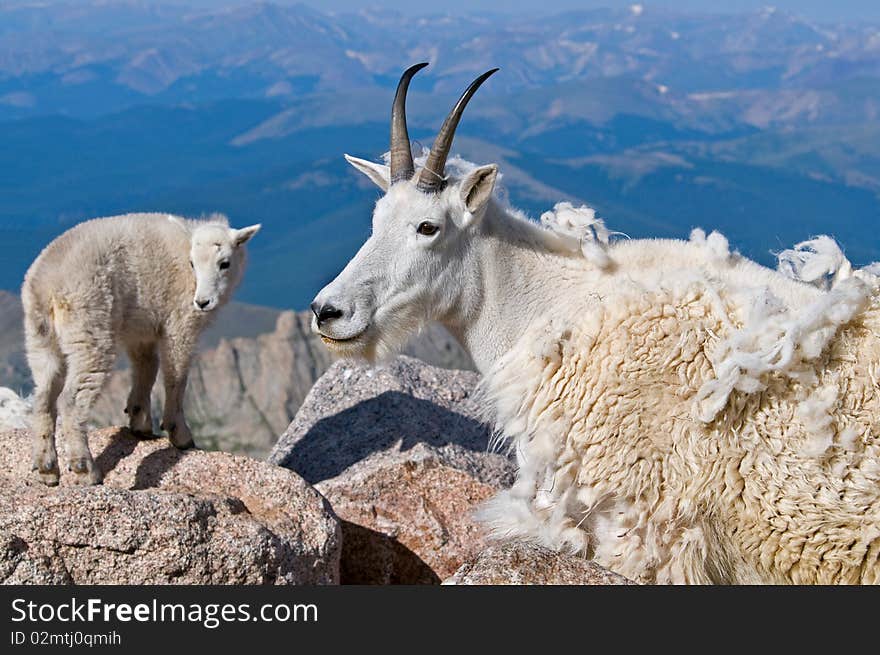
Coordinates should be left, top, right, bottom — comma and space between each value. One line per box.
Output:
186, 222, 260, 313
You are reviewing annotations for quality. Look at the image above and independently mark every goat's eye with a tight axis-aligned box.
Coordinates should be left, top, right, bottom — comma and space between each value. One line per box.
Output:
219, 261, 230, 270
417, 222, 439, 236
189, 260, 194, 269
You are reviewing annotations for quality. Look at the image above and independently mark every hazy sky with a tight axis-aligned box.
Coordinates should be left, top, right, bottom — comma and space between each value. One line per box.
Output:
27, 1, 880, 22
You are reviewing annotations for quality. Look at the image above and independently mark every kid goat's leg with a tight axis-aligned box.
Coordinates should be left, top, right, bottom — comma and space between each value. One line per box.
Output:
57, 341, 114, 485
26, 337, 65, 486
125, 341, 159, 435
159, 336, 195, 449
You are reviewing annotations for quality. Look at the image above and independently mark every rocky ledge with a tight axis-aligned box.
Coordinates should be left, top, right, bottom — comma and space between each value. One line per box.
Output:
0, 428, 340, 584
270, 355, 517, 583
446, 542, 636, 585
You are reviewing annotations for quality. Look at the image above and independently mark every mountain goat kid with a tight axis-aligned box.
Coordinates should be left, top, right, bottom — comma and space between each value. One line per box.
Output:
23, 213, 260, 485
311, 64, 880, 584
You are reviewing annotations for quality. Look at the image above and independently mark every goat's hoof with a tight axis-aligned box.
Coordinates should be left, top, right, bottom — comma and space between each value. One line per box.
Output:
32, 459, 60, 486
163, 417, 193, 449
129, 414, 152, 435
71, 473, 103, 486
69, 469, 103, 486
170, 430, 195, 450
38, 472, 60, 487
33, 468, 60, 487
170, 427, 194, 450
68, 458, 102, 485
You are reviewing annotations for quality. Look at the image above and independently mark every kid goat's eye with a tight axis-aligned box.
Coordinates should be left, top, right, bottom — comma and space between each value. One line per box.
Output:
416, 222, 439, 236
219, 261, 230, 270
189, 260, 194, 269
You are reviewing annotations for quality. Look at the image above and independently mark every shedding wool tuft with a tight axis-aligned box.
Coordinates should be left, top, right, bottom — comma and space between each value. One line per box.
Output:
694, 275, 871, 423
694, 238, 878, 424
539, 202, 617, 269
857, 262, 880, 294
776, 236, 852, 290
690, 228, 732, 263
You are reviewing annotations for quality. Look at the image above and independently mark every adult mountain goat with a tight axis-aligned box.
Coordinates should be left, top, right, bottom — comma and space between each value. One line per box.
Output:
23, 213, 260, 485
312, 63, 880, 584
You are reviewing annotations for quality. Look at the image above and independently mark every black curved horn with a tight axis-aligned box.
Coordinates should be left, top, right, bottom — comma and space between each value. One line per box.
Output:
390, 62, 429, 184
417, 68, 499, 193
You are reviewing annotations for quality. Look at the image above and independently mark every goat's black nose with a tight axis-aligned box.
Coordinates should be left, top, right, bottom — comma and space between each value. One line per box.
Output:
196, 299, 210, 309
311, 301, 344, 326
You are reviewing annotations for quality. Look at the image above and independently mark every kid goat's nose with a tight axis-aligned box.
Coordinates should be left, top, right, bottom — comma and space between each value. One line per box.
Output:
311, 301, 344, 326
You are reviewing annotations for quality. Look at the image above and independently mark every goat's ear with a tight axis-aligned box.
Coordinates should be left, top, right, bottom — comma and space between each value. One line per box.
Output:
168, 215, 190, 235
345, 154, 390, 191
231, 224, 261, 247
459, 164, 498, 224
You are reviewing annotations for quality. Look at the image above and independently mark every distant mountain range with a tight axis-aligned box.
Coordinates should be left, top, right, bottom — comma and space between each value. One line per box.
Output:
1, 2, 879, 310
3, 2, 880, 125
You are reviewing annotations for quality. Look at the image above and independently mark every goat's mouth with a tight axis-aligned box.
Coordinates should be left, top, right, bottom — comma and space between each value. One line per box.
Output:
319, 328, 368, 345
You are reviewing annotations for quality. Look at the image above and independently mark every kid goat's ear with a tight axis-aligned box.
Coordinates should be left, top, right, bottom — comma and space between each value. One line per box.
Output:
232, 224, 261, 247
344, 154, 391, 191
459, 164, 498, 225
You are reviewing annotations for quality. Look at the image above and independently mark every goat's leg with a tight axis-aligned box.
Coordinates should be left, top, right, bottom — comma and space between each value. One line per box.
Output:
125, 341, 159, 436
159, 336, 195, 449
27, 339, 65, 486
57, 343, 114, 485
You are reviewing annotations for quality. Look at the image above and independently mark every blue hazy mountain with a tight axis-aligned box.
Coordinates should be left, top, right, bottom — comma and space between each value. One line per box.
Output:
1, 2, 879, 309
